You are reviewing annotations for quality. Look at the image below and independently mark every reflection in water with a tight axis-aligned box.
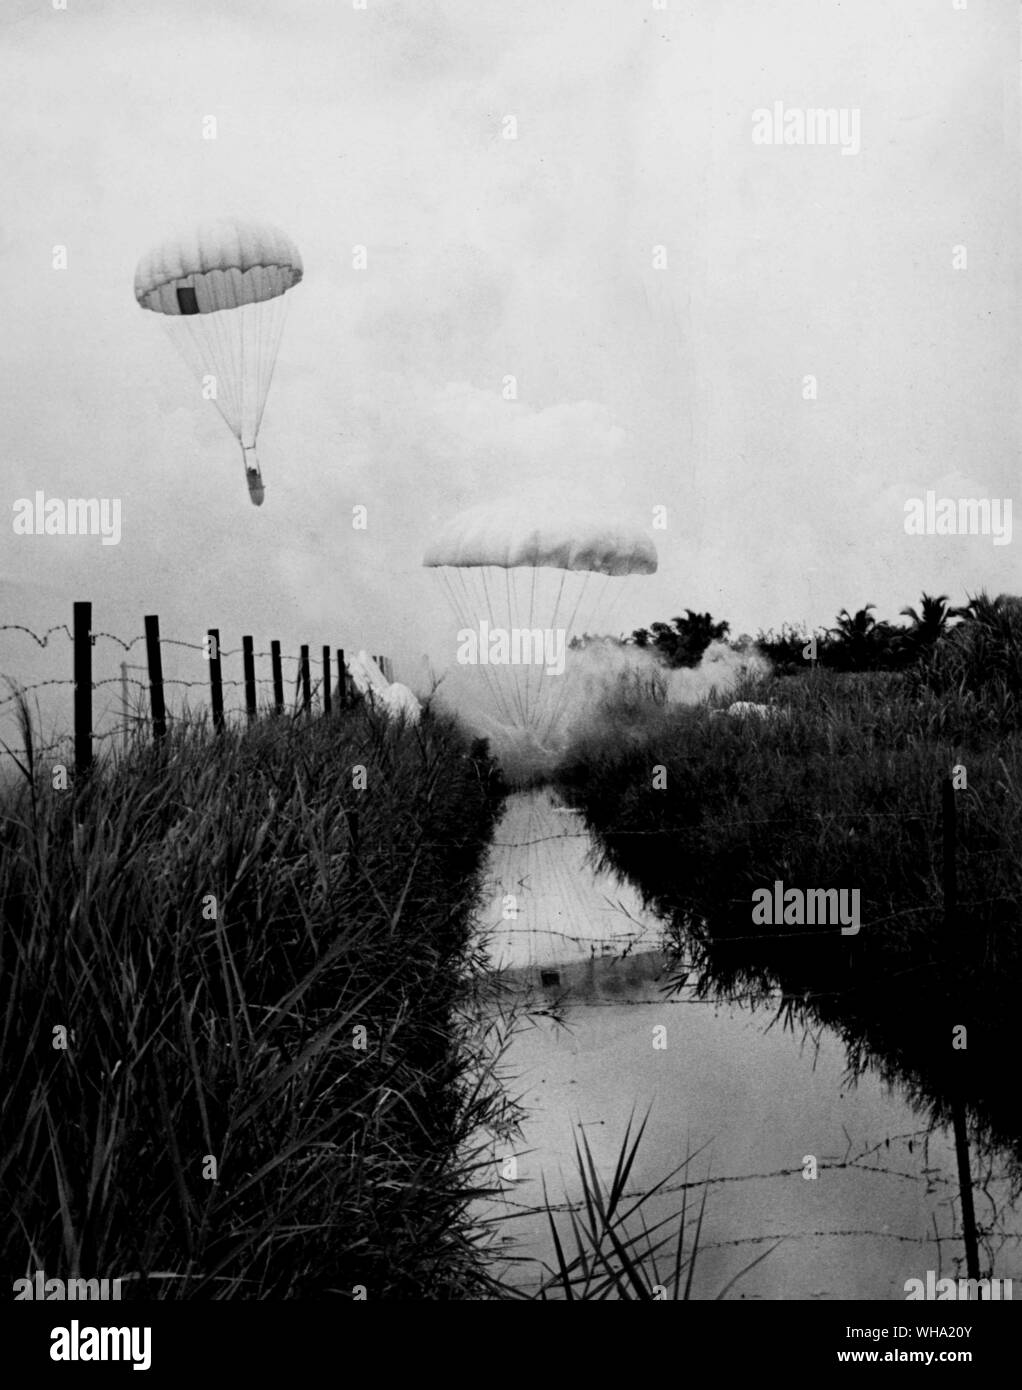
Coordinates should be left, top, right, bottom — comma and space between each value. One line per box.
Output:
480, 788, 661, 974
476, 790, 1022, 1298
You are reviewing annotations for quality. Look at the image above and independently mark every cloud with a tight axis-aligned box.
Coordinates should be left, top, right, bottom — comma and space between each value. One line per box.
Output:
1, 0, 1018, 764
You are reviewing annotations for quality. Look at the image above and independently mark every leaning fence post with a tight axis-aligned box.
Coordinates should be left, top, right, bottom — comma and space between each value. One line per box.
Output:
73, 600, 93, 775
942, 777, 957, 952
322, 646, 332, 715
144, 614, 167, 741
270, 641, 284, 714
300, 645, 311, 714
120, 660, 129, 753
336, 648, 346, 707
207, 629, 225, 733
942, 775, 980, 1281
242, 636, 257, 722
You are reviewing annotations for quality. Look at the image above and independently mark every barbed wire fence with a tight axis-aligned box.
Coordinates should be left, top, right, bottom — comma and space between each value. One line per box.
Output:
0, 607, 1000, 1277
0, 602, 392, 772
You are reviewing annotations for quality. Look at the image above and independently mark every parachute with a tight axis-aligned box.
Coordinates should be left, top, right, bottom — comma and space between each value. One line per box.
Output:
134, 217, 303, 505
423, 507, 658, 576
423, 502, 657, 769
344, 652, 423, 725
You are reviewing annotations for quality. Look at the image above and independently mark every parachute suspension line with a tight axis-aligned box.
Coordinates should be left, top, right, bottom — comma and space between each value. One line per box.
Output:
554, 570, 610, 747
592, 571, 630, 643
461, 570, 512, 730
439, 568, 474, 658
489, 567, 523, 730
251, 293, 269, 438
505, 568, 530, 730
500, 569, 528, 733
535, 568, 594, 748
254, 295, 289, 436
229, 306, 259, 498
507, 566, 529, 731
238, 296, 248, 446
223, 307, 244, 433
561, 567, 594, 652
441, 567, 465, 630
479, 566, 519, 730
497, 568, 521, 730
539, 567, 568, 739
210, 304, 244, 436
175, 310, 241, 449
245, 298, 264, 442
176, 314, 224, 429
551, 571, 615, 745
439, 566, 492, 718
212, 303, 243, 434
447, 567, 515, 730
239, 298, 265, 443
528, 567, 545, 733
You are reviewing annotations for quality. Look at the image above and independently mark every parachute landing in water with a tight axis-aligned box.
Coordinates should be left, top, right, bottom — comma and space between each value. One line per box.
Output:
134, 216, 303, 506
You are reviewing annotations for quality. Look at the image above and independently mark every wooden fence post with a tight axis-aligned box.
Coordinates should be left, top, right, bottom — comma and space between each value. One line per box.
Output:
120, 660, 129, 753
322, 646, 332, 715
942, 776, 980, 1281
270, 641, 284, 714
144, 614, 167, 741
942, 777, 957, 951
300, 645, 311, 714
337, 649, 346, 707
207, 629, 225, 733
73, 600, 93, 775
242, 636, 257, 722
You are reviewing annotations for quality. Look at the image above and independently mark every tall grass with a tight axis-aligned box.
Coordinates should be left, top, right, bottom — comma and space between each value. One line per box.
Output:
0, 698, 509, 1298
521, 1116, 779, 1301
556, 666, 1022, 1178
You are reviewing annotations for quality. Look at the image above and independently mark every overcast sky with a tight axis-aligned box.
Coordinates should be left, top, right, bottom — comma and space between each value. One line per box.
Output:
1, 0, 1018, 747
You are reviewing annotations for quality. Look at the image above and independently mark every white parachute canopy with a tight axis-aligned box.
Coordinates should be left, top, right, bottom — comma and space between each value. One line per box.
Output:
346, 651, 390, 699
135, 216, 303, 506
424, 501, 657, 772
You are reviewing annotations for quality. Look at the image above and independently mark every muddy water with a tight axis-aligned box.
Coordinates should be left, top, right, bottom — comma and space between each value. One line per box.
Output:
475, 789, 1022, 1299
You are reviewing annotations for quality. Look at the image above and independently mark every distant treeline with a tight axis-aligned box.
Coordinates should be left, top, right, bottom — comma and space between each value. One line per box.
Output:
625, 593, 1022, 717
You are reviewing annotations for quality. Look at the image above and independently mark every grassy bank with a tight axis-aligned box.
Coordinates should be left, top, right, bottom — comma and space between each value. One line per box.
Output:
556, 668, 1022, 1177
0, 701, 508, 1299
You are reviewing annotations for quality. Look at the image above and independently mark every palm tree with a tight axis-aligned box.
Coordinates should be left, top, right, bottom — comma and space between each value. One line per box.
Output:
630, 610, 730, 667
899, 593, 956, 655
916, 590, 1022, 708
830, 605, 877, 644
827, 605, 901, 671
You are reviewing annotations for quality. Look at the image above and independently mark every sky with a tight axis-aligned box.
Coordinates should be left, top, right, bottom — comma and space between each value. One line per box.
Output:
1, 0, 1019, 749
